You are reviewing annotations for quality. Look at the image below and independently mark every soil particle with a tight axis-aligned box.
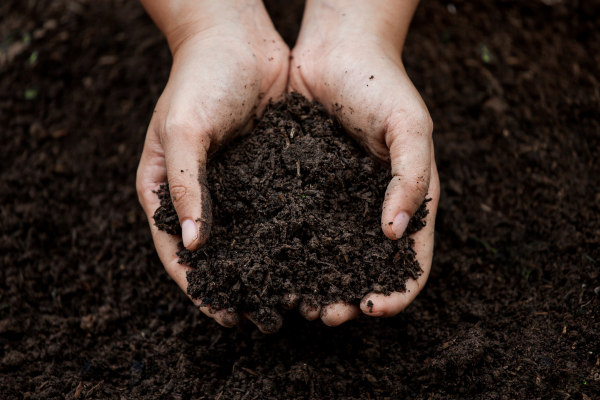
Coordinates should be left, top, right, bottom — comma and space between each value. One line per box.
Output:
153, 93, 429, 316
367, 300, 374, 313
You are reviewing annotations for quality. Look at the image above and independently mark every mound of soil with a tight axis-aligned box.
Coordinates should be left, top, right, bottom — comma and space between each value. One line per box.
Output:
153, 93, 428, 319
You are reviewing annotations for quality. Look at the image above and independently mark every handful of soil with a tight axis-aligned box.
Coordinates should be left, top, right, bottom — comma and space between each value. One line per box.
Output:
154, 93, 428, 322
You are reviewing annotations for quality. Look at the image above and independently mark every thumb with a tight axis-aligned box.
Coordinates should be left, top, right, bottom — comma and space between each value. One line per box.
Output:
160, 121, 213, 251
381, 113, 433, 240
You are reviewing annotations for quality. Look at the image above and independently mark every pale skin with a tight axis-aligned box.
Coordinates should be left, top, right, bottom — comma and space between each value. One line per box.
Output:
136, 0, 440, 332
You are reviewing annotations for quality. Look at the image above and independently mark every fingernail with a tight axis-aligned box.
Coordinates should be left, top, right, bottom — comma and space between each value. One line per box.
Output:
392, 212, 410, 239
362, 300, 383, 316
181, 219, 198, 248
218, 310, 240, 328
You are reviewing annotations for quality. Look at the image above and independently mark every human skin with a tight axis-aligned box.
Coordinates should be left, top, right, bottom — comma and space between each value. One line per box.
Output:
136, 0, 439, 332
288, 0, 440, 326
135, 0, 290, 332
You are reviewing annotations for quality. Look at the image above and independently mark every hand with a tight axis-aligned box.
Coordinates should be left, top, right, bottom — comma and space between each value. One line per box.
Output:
288, 0, 440, 326
136, 0, 289, 332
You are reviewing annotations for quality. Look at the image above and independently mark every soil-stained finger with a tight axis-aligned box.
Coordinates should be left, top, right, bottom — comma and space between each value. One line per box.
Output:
279, 292, 300, 309
146, 212, 240, 327
362, 148, 439, 317
320, 302, 360, 326
299, 302, 322, 321
360, 291, 410, 317
380, 117, 432, 241
161, 129, 213, 251
205, 307, 240, 328
244, 308, 283, 334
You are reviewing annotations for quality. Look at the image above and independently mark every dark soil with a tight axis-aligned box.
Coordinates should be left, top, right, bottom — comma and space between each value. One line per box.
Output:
1, 0, 599, 399
153, 93, 428, 321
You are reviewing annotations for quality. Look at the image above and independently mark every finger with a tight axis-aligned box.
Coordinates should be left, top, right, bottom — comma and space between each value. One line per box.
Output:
159, 119, 212, 251
244, 309, 284, 334
298, 301, 322, 321
381, 112, 433, 240
152, 225, 240, 327
320, 302, 360, 327
362, 149, 439, 317
360, 285, 421, 318
137, 132, 239, 328
279, 292, 300, 310
150, 220, 240, 327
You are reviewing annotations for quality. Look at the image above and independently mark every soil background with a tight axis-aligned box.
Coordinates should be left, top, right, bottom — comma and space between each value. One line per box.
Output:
1, 0, 599, 399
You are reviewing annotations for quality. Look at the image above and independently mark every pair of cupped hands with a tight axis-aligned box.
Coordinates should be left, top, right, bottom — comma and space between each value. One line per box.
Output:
136, 0, 439, 333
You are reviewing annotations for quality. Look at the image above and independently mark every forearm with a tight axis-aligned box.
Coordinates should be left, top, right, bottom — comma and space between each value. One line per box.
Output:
299, 0, 420, 51
139, 0, 274, 53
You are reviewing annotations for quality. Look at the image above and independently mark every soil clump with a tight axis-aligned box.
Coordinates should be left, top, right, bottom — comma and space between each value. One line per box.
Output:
153, 93, 428, 319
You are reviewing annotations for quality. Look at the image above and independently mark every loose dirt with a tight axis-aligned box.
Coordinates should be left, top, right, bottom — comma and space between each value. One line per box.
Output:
153, 93, 428, 327
0, 0, 598, 399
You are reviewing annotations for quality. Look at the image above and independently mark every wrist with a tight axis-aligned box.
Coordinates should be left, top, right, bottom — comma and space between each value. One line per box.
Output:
297, 0, 419, 53
140, 0, 275, 55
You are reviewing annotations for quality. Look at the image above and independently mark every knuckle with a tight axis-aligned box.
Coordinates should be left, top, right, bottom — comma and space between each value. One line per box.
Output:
405, 108, 433, 137
167, 179, 190, 207
389, 107, 433, 139
405, 179, 430, 208
162, 106, 210, 135
385, 174, 430, 212
160, 110, 214, 152
162, 112, 196, 141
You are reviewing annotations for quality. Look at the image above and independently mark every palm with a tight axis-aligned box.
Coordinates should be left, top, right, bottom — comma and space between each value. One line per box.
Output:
290, 41, 427, 155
